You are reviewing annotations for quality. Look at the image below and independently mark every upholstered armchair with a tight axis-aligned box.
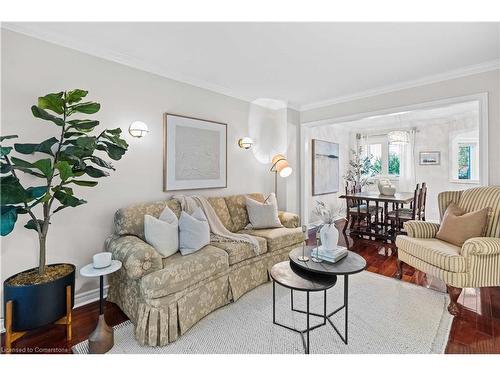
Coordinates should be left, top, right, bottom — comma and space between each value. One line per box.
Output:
395, 186, 500, 315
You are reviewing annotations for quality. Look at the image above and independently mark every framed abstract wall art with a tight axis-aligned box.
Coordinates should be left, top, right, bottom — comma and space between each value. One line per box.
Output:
312, 139, 340, 196
163, 113, 227, 191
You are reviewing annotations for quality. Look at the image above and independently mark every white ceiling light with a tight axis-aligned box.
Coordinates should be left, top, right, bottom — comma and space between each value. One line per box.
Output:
388, 130, 409, 144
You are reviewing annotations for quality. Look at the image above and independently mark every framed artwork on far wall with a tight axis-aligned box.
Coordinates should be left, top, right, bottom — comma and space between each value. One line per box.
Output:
419, 151, 441, 165
312, 139, 339, 196
163, 113, 227, 191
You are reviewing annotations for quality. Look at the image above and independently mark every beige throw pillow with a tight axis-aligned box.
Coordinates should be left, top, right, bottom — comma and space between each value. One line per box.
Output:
436, 203, 489, 247
245, 193, 283, 229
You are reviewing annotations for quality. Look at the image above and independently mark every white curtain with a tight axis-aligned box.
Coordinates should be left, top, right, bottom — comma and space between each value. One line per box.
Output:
398, 129, 416, 192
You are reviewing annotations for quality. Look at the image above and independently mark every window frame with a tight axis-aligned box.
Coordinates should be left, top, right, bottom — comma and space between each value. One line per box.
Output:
362, 135, 401, 180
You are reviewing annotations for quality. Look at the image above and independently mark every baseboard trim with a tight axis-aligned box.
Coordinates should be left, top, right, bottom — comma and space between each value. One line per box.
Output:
0, 285, 109, 334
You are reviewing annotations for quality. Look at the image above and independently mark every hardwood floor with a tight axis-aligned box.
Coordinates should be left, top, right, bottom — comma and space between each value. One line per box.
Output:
2, 223, 499, 354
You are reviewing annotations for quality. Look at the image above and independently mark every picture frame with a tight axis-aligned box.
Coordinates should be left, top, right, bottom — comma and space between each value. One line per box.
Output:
163, 113, 227, 191
312, 139, 340, 196
419, 151, 441, 165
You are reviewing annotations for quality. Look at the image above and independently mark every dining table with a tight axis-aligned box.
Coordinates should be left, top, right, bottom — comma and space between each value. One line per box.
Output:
339, 191, 415, 242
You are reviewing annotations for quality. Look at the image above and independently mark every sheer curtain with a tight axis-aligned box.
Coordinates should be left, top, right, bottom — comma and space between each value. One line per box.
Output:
398, 129, 416, 192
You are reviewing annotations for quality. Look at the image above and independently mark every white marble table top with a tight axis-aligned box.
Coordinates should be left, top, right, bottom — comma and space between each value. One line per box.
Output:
80, 260, 122, 278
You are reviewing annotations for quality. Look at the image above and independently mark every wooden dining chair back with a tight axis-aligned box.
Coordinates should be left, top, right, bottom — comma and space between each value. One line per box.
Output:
416, 182, 427, 220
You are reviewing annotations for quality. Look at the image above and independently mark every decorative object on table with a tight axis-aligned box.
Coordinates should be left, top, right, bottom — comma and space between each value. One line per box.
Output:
312, 139, 339, 196
388, 130, 410, 145
377, 178, 397, 196
128, 121, 149, 138
237, 137, 254, 149
419, 151, 440, 165
314, 200, 344, 251
93, 252, 112, 269
343, 146, 377, 190
314, 246, 348, 263
298, 225, 310, 262
1, 89, 128, 351
163, 113, 227, 191
311, 227, 323, 263
270, 153, 292, 197
80, 259, 122, 354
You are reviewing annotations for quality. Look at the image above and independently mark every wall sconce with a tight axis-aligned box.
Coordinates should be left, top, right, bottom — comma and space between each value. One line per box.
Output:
270, 154, 292, 197
238, 137, 254, 149
129, 121, 149, 138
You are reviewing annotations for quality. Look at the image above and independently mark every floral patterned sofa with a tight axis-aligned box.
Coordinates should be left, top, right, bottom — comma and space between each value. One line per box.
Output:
105, 193, 301, 346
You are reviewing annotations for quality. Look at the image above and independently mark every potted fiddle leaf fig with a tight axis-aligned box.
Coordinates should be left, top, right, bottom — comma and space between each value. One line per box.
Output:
1, 89, 128, 332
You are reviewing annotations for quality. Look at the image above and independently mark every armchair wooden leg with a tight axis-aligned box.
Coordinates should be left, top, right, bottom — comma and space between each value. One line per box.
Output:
446, 285, 462, 316
395, 259, 403, 279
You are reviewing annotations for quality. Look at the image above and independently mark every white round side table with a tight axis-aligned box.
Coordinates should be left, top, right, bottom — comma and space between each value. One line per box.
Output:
80, 260, 122, 354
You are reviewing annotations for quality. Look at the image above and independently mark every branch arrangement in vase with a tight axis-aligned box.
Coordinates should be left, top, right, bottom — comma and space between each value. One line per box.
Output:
1, 89, 129, 277
343, 146, 377, 188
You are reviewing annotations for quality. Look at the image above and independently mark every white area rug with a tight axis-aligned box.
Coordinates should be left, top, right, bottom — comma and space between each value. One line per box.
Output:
73, 271, 453, 354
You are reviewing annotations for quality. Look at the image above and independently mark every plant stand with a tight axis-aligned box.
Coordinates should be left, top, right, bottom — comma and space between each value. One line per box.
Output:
4, 285, 72, 354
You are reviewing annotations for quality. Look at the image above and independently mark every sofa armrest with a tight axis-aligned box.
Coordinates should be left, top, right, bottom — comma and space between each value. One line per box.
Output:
403, 221, 440, 238
105, 235, 163, 280
461, 237, 500, 258
278, 211, 300, 228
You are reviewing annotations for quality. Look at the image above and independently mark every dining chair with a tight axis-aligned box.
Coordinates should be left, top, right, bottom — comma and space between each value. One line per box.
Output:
387, 183, 427, 236
344, 182, 383, 234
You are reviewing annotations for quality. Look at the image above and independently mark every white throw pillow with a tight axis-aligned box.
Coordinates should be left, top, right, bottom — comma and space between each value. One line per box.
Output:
144, 206, 179, 258
245, 193, 283, 229
179, 207, 210, 255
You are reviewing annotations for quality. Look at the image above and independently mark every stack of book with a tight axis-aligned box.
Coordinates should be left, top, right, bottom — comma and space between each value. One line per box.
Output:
314, 246, 348, 263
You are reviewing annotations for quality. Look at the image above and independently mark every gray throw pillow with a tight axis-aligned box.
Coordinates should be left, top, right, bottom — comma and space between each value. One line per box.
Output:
245, 193, 283, 229
179, 207, 210, 255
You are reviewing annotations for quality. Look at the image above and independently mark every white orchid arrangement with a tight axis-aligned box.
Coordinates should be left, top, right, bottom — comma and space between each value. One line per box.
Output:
314, 199, 345, 226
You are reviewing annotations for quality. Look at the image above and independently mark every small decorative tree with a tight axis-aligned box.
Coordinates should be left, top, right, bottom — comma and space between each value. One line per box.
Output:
1, 90, 128, 276
343, 146, 377, 188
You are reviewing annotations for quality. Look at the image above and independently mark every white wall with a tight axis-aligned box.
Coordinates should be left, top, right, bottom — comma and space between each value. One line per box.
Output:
0, 30, 274, 316
301, 69, 500, 185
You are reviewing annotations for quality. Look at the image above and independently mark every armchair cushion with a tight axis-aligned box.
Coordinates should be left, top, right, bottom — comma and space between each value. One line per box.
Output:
211, 235, 267, 265
461, 237, 500, 257
395, 235, 466, 273
403, 221, 440, 238
106, 235, 163, 280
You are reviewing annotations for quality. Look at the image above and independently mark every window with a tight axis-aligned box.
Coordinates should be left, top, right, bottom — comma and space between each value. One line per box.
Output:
450, 131, 479, 183
362, 136, 401, 178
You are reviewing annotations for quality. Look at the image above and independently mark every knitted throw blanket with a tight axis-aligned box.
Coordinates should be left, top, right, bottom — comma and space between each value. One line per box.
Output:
173, 195, 260, 255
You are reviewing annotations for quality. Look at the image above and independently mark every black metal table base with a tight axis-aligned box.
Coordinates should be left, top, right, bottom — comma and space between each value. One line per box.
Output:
272, 275, 349, 354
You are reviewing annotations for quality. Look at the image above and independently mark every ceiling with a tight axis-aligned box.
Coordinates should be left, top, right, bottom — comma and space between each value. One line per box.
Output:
3, 22, 500, 110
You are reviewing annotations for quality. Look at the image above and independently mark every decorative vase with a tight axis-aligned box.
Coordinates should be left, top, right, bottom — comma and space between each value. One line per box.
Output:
320, 224, 339, 251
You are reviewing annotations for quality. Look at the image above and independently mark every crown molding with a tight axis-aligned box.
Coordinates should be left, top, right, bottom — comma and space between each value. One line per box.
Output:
2, 23, 303, 109
300, 59, 500, 112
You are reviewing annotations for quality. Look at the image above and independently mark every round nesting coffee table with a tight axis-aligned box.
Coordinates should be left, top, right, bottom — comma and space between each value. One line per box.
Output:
270, 261, 337, 354
289, 246, 366, 345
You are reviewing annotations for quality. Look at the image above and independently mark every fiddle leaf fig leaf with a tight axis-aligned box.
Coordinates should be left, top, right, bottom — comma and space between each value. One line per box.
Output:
55, 161, 73, 182
14, 137, 59, 156
26, 186, 48, 201
38, 92, 64, 115
53, 190, 87, 213
66, 89, 88, 104
88, 155, 115, 170
0, 146, 12, 157
0, 135, 18, 142
68, 102, 100, 115
1, 162, 12, 174
0, 176, 28, 204
32, 159, 53, 178
24, 218, 44, 232
84, 165, 109, 178
65, 180, 98, 187
31, 106, 65, 126
67, 120, 99, 132
1, 205, 18, 236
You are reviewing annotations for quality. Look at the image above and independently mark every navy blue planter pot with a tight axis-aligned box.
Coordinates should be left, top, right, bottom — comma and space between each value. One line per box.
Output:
3, 263, 75, 332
